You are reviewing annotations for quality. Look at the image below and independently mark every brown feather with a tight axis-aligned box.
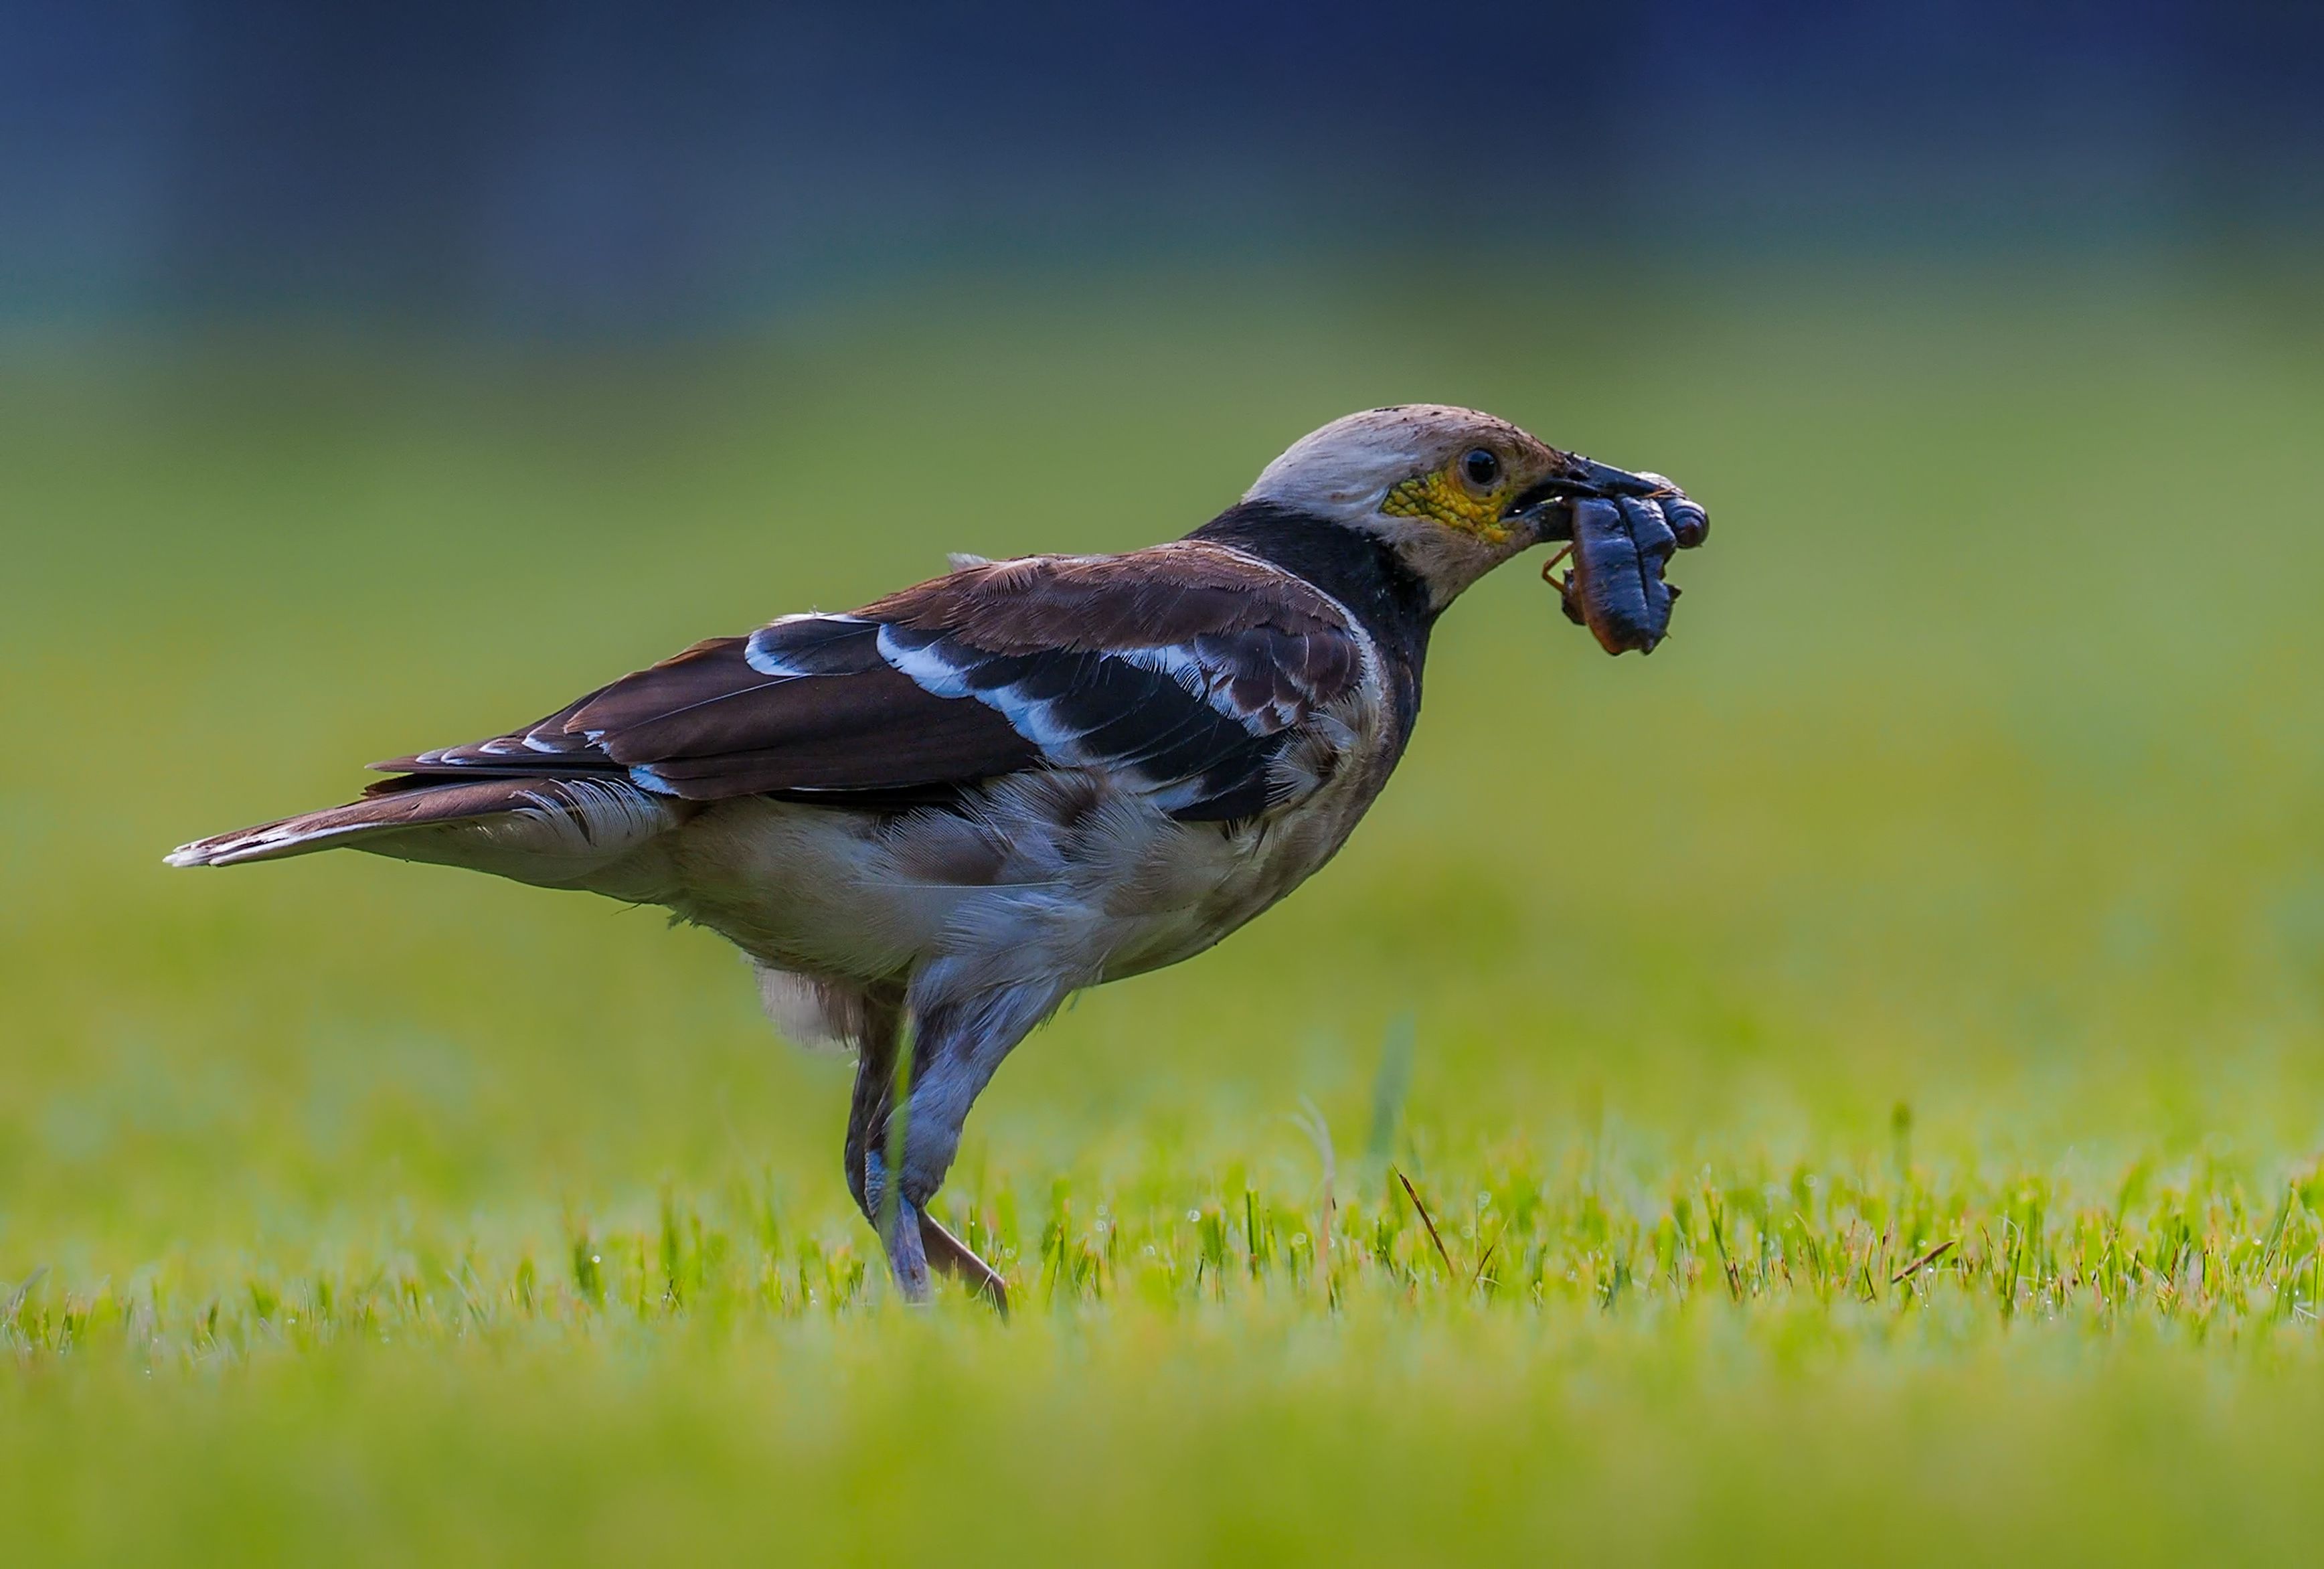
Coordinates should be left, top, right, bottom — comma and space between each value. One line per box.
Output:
864, 544, 1349, 653
356, 540, 1360, 813
170, 778, 584, 866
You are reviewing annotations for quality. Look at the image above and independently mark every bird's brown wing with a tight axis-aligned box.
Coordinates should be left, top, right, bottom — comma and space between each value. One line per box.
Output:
370, 542, 1367, 821
365, 630, 1038, 807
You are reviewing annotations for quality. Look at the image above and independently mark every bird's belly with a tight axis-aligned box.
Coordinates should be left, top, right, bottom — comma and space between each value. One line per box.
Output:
658, 744, 1390, 990
662, 796, 939, 978
1094, 772, 1382, 983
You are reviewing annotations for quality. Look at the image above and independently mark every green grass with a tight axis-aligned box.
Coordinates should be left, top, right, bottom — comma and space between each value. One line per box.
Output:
5, 264, 2324, 1563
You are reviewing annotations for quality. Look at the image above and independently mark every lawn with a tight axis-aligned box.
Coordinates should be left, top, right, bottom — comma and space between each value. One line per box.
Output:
5, 264, 2323, 1564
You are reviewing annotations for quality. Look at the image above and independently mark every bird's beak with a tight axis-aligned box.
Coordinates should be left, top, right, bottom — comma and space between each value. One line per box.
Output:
1502, 455, 1693, 542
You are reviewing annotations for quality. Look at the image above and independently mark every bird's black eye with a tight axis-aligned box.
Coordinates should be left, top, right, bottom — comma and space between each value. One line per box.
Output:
1461, 448, 1501, 488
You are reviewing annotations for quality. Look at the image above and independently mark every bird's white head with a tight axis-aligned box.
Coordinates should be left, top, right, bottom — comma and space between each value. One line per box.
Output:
1242, 405, 1586, 608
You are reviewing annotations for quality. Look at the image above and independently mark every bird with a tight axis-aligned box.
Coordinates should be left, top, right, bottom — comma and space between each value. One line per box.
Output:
168, 404, 1708, 1309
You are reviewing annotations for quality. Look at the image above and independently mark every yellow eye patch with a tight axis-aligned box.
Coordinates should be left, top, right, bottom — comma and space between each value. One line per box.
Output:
1381, 469, 1517, 545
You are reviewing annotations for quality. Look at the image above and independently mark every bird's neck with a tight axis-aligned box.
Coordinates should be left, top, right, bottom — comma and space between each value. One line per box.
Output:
1187, 500, 1436, 740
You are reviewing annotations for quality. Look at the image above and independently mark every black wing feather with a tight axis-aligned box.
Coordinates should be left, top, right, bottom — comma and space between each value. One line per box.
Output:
369, 544, 1366, 819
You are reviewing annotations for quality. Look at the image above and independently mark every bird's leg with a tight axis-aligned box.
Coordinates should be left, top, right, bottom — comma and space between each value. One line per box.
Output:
876, 1173, 932, 1303
846, 966, 1062, 1311
843, 985, 934, 1305
844, 977, 1035, 1310
891, 973, 1062, 1307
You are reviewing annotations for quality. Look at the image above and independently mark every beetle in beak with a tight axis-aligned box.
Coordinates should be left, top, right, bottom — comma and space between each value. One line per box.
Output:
1505, 455, 1710, 655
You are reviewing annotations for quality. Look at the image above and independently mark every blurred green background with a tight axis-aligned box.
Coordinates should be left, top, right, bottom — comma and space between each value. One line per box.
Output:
6, 3, 2324, 1563
10, 267, 2319, 1240
7, 266, 2324, 1562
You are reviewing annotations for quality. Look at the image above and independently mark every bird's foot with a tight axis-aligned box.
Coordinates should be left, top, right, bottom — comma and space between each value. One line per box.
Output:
918, 1210, 1009, 1317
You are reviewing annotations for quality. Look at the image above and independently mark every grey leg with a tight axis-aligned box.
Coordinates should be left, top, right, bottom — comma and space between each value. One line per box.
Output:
841, 984, 905, 1222
842, 986, 932, 1304
844, 974, 1048, 1310
892, 970, 1065, 1212
880, 1175, 932, 1303
845, 966, 1062, 1309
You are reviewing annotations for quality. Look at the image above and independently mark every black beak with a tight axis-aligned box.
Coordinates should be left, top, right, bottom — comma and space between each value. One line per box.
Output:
1503, 455, 1692, 541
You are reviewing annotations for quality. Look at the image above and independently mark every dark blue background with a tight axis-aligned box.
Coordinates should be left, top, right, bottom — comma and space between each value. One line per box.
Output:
5, 1, 2319, 332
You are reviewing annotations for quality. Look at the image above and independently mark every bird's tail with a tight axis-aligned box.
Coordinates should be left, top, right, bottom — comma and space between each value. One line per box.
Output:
165, 775, 679, 888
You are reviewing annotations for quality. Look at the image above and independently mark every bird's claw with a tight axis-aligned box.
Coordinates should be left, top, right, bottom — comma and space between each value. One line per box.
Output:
865, 1149, 1009, 1313
918, 1210, 1010, 1317
880, 1204, 1011, 1314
